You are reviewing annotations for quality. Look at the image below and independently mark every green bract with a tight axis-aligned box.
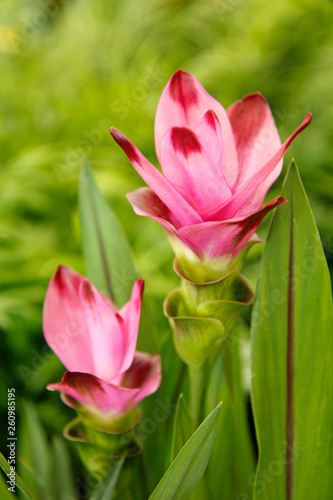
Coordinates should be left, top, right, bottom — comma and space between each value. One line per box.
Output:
164, 270, 253, 367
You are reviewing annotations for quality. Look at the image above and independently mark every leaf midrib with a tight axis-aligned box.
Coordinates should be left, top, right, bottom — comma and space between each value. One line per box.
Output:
286, 203, 295, 500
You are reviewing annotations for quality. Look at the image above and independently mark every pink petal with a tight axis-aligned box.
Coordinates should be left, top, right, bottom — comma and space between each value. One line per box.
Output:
43, 266, 126, 381
179, 197, 287, 260
47, 371, 141, 417
206, 113, 312, 221
117, 279, 144, 374
227, 93, 282, 188
127, 187, 180, 234
110, 127, 202, 226
154, 70, 239, 188
195, 110, 223, 168
120, 352, 162, 406
160, 127, 231, 214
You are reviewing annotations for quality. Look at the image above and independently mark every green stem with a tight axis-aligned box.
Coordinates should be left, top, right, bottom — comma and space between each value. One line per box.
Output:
223, 342, 235, 408
138, 452, 150, 499
188, 364, 215, 500
189, 365, 206, 431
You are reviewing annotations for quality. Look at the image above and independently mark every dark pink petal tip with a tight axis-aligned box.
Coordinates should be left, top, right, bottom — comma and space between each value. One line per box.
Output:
241, 92, 266, 103
300, 112, 312, 128
170, 127, 202, 157
110, 128, 140, 163
135, 279, 145, 301
202, 110, 220, 129
169, 69, 198, 109
53, 264, 71, 288
81, 279, 96, 304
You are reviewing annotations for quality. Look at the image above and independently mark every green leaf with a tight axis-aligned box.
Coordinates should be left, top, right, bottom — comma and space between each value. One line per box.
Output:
170, 394, 192, 462
251, 162, 333, 500
89, 457, 125, 500
0, 451, 33, 499
149, 402, 222, 500
79, 162, 138, 307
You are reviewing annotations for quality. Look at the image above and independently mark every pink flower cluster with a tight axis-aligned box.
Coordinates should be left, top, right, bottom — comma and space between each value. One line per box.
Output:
43, 71, 311, 423
111, 70, 311, 269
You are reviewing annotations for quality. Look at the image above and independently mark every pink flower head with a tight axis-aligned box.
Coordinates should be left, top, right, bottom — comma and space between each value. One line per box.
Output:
110, 70, 311, 276
43, 265, 161, 420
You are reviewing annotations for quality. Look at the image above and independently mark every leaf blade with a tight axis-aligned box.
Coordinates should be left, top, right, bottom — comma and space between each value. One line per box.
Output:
149, 402, 222, 500
251, 161, 333, 500
170, 394, 192, 463
79, 162, 138, 306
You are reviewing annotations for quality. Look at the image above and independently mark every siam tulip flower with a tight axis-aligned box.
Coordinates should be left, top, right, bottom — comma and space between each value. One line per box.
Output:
110, 70, 312, 279
43, 265, 161, 426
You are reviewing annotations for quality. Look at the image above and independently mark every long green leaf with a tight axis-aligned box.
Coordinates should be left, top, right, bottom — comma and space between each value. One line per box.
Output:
79, 162, 138, 307
0, 451, 33, 499
251, 162, 333, 500
149, 402, 222, 500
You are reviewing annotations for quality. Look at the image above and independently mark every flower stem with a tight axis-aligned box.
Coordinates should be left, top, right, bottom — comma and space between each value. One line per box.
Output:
189, 363, 215, 500
189, 365, 206, 431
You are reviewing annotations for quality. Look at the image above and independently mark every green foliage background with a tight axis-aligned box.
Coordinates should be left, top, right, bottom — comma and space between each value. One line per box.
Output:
0, 0, 332, 494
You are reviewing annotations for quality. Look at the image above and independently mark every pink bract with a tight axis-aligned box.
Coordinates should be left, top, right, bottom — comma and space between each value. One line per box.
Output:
43, 265, 161, 418
110, 70, 311, 272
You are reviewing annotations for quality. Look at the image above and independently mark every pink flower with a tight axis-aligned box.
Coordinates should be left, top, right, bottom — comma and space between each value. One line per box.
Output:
43, 265, 161, 420
110, 70, 311, 273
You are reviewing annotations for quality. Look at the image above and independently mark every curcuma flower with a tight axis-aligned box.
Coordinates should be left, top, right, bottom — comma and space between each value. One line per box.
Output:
43, 265, 161, 428
110, 70, 311, 278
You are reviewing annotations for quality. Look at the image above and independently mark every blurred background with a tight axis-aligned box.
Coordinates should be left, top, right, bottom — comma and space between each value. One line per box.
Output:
1, 0, 332, 495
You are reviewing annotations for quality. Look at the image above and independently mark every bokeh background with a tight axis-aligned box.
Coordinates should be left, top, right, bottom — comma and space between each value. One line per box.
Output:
1, 0, 332, 496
